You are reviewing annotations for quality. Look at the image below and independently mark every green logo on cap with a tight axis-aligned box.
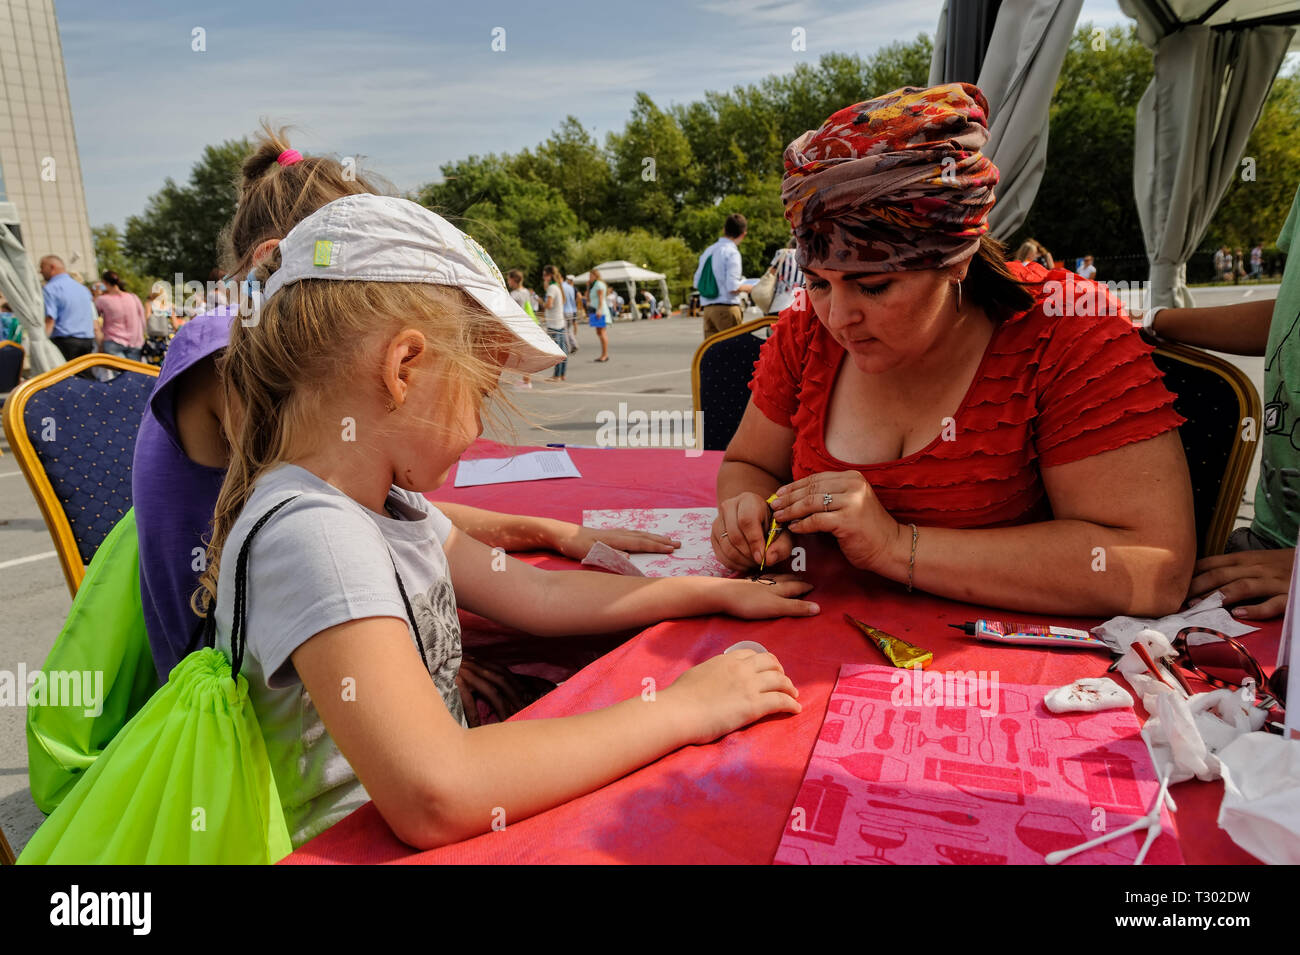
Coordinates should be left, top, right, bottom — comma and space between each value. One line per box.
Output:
313, 240, 333, 267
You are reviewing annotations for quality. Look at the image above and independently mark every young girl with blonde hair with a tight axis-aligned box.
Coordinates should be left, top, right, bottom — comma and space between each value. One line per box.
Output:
198, 188, 818, 850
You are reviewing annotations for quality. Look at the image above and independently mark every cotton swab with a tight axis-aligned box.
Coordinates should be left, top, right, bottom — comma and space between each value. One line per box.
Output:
1044, 728, 1174, 865
1044, 774, 1170, 865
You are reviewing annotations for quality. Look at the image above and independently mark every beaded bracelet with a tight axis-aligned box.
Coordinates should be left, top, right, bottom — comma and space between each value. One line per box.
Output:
907, 523, 918, 592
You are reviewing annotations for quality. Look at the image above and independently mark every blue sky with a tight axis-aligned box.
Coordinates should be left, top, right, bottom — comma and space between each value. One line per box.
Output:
54, 0, 1131, 229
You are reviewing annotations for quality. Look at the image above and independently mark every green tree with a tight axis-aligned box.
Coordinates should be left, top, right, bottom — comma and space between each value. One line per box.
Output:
1013, 24, 1153, 275
123, 138, 252, 282
511, 117, 612, 229
420, 155, 578, 285
1206, 68, 1300, 255
606, 93, 696, 231
676, 176, 789, 276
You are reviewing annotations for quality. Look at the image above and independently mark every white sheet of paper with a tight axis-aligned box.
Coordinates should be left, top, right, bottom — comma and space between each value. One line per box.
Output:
453, 449, 581, 487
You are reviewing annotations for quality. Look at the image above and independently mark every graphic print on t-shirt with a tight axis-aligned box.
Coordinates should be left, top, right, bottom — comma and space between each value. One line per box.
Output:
408, 575, 466, 725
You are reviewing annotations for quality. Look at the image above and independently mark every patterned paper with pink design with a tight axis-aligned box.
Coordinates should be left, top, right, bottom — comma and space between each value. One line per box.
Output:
775, 663, 1182, 865
582, 508, 735, 578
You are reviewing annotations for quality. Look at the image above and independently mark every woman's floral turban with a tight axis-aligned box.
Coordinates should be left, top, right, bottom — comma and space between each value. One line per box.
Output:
781, 83, 999, 273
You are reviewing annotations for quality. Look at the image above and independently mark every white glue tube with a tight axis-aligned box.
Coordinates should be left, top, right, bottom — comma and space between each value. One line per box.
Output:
949, 619, 1109, 650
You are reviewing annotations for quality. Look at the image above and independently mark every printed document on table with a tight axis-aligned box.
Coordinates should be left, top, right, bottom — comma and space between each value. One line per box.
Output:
454, 449, 582, 487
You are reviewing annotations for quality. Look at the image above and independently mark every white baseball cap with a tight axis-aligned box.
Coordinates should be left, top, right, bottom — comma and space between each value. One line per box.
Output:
261, 194, 563, 373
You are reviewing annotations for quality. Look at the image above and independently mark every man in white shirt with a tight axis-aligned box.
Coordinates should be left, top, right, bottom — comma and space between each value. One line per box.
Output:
694, 213, 751, 339
1078, 255, 1097, 281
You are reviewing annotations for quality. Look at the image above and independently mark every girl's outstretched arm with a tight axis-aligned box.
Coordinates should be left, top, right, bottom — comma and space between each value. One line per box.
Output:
292, 619, 799, 849
441, 526, 820, 635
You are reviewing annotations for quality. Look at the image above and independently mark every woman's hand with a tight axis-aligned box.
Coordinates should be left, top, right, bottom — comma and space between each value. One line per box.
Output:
770, 470, 904, 574
1187, 548, 1295, 620
553, 524, 680, 561
714, 573, 819, 619
663, 649, 801, 745
713, 491, 794, 571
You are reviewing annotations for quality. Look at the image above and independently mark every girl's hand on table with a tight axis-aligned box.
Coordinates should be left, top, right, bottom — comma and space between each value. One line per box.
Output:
1187, 548, 1294, 620
713, 490, 794, 571
664, 649, 801, 744
715, 573, 820, 619
770, 470, 904, 575
555, 525, 680, 561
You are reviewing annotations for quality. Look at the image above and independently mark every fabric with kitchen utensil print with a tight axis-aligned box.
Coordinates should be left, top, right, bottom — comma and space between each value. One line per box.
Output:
582, 508, 735, 577
775, 664, 1182, 865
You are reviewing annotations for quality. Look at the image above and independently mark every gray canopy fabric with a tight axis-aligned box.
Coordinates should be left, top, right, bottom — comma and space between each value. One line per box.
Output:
1127, 20, 1293, 306
0, 223, 64, 375
929, 0, 1084, 240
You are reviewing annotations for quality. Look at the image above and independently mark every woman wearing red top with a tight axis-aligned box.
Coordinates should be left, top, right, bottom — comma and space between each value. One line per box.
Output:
713, 84, 1195, 617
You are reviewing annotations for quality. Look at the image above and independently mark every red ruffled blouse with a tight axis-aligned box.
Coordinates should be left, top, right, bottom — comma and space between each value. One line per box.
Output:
748, 262, 1184, 528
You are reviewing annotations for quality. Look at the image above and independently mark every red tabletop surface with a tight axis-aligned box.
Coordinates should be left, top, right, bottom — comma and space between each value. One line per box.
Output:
284, 441, 1277, 865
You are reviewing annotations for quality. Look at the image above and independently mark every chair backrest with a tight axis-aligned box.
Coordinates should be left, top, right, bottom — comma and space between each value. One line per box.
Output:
692, 317, 775, 452
1150, 341, 1261, 557
2, 353, 159, 594
0, 340, 23, 395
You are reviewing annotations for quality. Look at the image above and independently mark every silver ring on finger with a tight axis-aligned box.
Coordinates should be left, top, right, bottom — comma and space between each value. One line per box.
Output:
823, 492, 833, 512
720, 529, 729, 538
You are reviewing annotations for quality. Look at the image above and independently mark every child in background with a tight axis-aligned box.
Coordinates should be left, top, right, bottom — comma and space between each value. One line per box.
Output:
197, 192, 818, 849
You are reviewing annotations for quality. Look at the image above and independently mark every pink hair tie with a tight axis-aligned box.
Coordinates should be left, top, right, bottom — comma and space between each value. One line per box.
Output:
276, 149, 303, 167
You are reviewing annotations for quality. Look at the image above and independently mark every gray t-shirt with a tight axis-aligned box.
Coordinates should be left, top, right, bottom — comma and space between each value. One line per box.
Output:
214, 464, 465, 847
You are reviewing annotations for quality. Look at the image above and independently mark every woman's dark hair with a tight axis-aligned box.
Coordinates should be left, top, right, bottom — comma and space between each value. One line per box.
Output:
100, 269, 124, 289
965, 235, 1037, 321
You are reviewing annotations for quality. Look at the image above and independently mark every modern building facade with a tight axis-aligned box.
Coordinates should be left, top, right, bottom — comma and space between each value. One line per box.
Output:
0, 0, 96, 277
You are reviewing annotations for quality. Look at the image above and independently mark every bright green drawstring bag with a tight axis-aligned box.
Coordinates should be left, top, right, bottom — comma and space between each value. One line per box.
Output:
26, 508, 160, 814
19, 500, 296, 864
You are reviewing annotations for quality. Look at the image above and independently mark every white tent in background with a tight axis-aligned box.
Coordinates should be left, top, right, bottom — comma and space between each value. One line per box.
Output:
930, 0, 1300, 306
0, 220, 64, 374
570, 260, 671, 316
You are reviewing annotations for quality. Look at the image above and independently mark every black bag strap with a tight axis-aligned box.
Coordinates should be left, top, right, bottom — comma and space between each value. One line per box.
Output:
229, 496, 299, 677
201, 494, 428, 676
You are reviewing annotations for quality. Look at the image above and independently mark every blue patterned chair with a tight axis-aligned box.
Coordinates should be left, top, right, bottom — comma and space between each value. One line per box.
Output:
0, 340, 23, 396
2, 353, 158, 594
691, 318, 775, 452
1148, 337, 1262, 558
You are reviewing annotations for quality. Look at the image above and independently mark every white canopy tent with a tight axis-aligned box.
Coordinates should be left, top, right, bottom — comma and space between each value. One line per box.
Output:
570, 260, 671, 315
0, 220, 64, 375
931, 0, 1300, 306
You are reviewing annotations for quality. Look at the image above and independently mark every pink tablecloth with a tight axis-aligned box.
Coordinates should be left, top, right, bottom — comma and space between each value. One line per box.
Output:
284, 441, 1277, 865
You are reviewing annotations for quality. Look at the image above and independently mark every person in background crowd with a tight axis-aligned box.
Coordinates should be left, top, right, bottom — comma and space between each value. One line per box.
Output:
1140, 183, 1300, 619
562, 273, 579, 351
1234, 248, 1247, 285
767, 237, 804, 315
94, 270, 146, 362
542, 265, 567, 382
588, 267, 611, 362
1214, 246, 1232, 282
40, 254, 97, 361
506, 268, 535, 389
142, 283, 176, 366
1250, 241, 1264, 280
695, 213, 752, 339
1077, 255, 1097, 281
